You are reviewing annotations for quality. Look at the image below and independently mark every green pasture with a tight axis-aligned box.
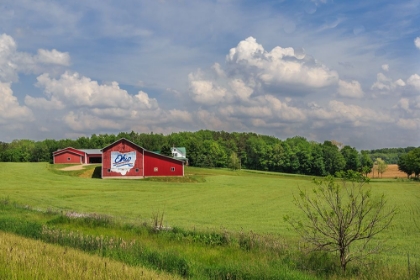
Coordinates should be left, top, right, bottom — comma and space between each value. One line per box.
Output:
0, 162, 419, 266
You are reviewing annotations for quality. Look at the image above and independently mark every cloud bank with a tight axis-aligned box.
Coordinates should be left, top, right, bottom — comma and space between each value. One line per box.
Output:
0, 0, 419, 149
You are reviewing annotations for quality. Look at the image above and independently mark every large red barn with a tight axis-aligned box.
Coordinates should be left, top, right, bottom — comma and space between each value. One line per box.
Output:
101, 138, 184, 179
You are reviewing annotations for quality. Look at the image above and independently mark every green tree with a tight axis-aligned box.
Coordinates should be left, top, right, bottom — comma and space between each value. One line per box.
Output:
160, 144, 172, 156
284, 137, 312, 174
185, 139, 204, 167
32, 141, 51, 162
398, 153, 414, 178
322, 141, 346, 175
374, 158, 387, 178
360, 152, 374, 177
341, 145, 360, 171
202, 140, 227, 168
4, 140, 36, 162
76, 136, 90, 148
246, 136, 269, 170
228, 152, 241, 170
90, 134, 104, 148
310, 143, 326, 176
267, 143, 284, 172
398, 148, 420, 179
0, 142, 9, 161
285, 172, 396, 272
410, 148, 420, 178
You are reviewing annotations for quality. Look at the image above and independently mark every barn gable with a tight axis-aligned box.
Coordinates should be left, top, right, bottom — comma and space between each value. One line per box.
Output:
53, 147, 86, 164
101, 139, 144, 179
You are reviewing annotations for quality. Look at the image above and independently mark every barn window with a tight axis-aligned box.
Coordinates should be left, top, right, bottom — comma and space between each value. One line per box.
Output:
135, 168, 139, 172
107, 169, 110, 173
170, 167, 175, 172
67, 157, 70, 161
154, 167, 158, 172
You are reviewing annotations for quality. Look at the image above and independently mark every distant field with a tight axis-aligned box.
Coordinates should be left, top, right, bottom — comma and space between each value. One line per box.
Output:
368, 164, 407, 179
0, 162, 419, 268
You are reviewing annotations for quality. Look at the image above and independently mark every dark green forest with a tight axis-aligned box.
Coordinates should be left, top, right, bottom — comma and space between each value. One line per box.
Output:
0, 130, 417, 176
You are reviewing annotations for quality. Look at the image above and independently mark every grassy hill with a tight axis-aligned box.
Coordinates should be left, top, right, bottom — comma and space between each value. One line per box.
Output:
0, 162, 419, 279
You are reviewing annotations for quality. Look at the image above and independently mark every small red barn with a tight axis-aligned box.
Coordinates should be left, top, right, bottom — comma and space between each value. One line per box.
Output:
101, 138, 184, 179
53, 148, 102, 164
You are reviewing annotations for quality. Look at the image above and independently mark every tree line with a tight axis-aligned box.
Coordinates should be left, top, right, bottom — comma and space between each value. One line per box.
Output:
0, 130, 418, 177
361, 147, 417, 164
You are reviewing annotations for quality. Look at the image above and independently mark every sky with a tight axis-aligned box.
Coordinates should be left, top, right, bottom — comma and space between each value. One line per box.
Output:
0, 0, 419, 150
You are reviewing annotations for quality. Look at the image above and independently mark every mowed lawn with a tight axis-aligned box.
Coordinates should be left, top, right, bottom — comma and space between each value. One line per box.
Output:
1, 162, 419, 264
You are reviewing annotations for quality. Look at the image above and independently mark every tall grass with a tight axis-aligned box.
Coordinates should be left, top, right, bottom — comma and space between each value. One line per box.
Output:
40, 226, 189, 277
0, 231, 180, 280
0, 202, 320, 279
1, 202, 419, 279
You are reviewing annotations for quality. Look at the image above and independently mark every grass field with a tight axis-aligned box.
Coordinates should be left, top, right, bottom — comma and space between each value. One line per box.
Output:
367, 164, 408, 179
0, 162, 419, 279
1, 163, 316, 235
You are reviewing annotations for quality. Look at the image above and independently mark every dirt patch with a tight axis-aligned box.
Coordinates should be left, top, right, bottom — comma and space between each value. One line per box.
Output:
367, 164, 407, 179
60, 165, 85, 171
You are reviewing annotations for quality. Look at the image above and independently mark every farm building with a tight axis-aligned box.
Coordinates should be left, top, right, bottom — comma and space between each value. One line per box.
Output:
101, 138, 184, 179
171, 147, 188, 165
53, 148, 102, 164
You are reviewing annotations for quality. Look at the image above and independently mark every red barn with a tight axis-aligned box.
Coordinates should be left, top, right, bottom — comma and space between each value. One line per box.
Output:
53, 148, 102, 164
101, 138, 184, 179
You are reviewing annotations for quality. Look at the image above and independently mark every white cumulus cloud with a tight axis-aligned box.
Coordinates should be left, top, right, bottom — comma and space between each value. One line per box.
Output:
309, 100, 393, 126
168, 109, 193, 123
226, 37, 339, 91
25, 71, 167, 132
371, 72, 405, 94
395, 98, 411, 112
397, 118, 420, 129
35, 49, 70, 66
229, 78, 254, 101
0, 33, 70, 83
337, 80, 364, 98
415, 37, 420, 49
63, 111, 122, 132
195, 110, 230, 130
35, 72, 158, 110
188, 72, 227, 105
24, 95, 65, 110
0, 34, 19, 82
407, 74, 420, 91
0, 82, 33, 124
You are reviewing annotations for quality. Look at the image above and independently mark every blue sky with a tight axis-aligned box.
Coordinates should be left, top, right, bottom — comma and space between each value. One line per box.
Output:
1, 0, 419, 149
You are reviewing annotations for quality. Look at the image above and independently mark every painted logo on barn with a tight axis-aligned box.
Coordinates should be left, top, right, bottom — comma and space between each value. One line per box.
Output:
111, 151, 136, 175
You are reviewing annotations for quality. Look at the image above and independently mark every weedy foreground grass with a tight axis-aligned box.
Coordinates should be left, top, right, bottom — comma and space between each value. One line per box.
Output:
1, 201, 419, 280
0, 202, 320, 279
0, 231, 180, 280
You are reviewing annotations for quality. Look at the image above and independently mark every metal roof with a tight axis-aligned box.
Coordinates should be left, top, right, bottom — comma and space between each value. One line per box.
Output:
173, 147, 186, 155
79, 149, 102, 154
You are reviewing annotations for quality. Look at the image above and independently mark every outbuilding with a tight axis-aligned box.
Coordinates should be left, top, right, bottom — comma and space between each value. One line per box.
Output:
101, 138, 184, 179
53, 147, 102, 164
